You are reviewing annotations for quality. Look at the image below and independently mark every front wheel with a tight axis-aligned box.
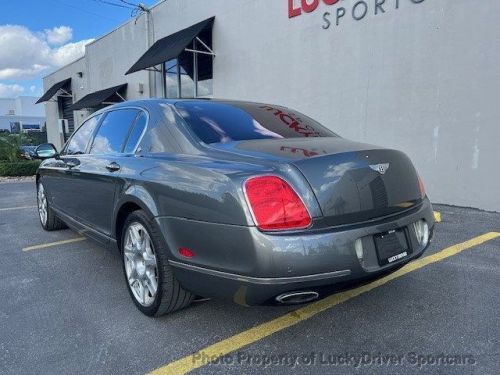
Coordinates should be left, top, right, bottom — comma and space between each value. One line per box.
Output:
121, 210, 193, 317
37, 181, 66, 231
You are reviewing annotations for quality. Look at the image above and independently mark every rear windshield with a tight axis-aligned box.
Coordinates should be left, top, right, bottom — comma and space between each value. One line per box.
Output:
175, 101, 337, 144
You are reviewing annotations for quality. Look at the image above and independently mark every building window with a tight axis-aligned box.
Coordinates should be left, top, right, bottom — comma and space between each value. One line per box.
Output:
164, 29, 213, 99
165, 59, 180, 99
9, 122, 20, 134
22, 124, 41, 133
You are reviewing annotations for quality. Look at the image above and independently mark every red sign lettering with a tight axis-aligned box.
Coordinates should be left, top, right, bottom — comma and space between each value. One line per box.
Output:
289, 0, 340, 18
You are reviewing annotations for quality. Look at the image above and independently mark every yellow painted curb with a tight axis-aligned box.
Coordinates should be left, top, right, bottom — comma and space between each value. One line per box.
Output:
22, 237, 86, 252
0, 205, 37, 212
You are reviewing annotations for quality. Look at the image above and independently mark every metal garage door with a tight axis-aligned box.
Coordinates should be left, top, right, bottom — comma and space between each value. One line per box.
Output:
58, 96, 75, 134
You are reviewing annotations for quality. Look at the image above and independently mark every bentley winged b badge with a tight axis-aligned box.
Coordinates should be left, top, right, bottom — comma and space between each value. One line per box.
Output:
369, 163, 390, 175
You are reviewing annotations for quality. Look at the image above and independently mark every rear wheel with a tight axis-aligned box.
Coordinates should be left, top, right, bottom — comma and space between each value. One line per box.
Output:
37, 181, 66, 231
121, 210, 193, 317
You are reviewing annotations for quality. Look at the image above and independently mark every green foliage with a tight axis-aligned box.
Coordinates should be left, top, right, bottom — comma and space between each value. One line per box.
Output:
0, 161, 41, 177
26, 132, 48, 146
0, 134, 23, 162
0, 133, 47, 161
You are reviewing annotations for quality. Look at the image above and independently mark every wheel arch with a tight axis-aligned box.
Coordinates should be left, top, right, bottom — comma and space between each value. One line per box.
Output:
114, 190, 159, 252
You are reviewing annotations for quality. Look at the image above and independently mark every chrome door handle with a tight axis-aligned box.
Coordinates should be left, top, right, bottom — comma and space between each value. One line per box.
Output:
106, 162, 121, 172
65, 160, 80, 168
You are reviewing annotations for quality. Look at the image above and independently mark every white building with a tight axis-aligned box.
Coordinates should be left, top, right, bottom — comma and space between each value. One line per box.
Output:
0, 96, 46, 133
40, 0, 500, 212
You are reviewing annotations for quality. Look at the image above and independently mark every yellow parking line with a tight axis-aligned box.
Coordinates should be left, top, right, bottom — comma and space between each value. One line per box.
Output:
434, 211, 442, 222
149, 232, 500, 375
22, 237, 86, 252
0, 205, 37, 212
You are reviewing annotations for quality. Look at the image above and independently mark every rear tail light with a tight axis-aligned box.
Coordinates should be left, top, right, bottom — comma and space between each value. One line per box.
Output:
417, 173, 426, 199
244, 176, 312, 231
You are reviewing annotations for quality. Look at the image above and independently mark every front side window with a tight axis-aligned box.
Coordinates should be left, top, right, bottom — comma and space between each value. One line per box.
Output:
164, 28, 213, 99
90, 109, 139, 154
64, 115, 101, 155
175, 102, 337, 144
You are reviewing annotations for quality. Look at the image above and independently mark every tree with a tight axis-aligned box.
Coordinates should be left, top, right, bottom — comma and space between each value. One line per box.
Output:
0, 134, 26, 162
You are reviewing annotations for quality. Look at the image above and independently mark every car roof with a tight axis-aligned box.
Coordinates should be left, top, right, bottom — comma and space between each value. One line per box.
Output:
95, 98, 273, 113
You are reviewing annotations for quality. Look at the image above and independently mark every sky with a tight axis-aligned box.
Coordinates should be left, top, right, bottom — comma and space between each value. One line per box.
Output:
0, 0, 158, 98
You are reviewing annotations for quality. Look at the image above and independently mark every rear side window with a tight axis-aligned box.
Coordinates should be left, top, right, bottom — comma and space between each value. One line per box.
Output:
64, 115, 101, 155
123, 112, 147, 153
175, 101, 336, 144
90, 109, 139, 154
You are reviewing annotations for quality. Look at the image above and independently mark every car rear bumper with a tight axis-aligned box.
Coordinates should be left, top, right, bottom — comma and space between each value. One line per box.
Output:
156, 198, 435, 305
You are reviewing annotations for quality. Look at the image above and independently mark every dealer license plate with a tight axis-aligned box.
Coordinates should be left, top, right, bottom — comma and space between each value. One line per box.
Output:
374, 228, 411, 266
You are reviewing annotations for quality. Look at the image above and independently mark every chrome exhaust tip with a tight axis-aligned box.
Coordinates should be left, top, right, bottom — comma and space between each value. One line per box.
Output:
275, 291, 319, 305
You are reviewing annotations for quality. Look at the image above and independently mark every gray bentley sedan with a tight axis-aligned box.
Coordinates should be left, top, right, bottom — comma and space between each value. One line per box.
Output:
35, 99, 434, 317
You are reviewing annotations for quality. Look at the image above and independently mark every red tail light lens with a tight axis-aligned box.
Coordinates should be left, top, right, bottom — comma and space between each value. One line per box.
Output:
244, 176, 312, 231
417, 173, 426, 199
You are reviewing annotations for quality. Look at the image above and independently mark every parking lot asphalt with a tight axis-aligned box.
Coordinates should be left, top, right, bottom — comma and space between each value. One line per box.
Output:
0, 181, 499, 375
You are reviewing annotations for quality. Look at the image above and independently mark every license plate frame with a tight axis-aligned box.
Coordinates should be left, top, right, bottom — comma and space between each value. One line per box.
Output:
374, 228, 411, 266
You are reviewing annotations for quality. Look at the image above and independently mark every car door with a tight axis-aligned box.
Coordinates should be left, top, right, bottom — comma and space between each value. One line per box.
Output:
46, 114, 102, 215
71, 108, 143, 237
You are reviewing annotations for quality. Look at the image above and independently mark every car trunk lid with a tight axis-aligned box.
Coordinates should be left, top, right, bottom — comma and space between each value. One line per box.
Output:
212, 138, 423, 225
292, 146, 422, 225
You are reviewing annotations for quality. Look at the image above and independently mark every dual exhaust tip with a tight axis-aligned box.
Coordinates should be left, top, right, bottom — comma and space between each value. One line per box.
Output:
275, 291, 319, 305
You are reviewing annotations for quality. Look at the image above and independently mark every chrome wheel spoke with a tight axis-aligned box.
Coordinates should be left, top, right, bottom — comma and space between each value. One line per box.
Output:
127, 264, 138, 280
146, 273, 158, 296
128, 275, 138, 286
129, 225, 143, 249
144, 239, 154, 255
143, 254, 157, 268
124, 249, 136, 262
137, 280, 146, 305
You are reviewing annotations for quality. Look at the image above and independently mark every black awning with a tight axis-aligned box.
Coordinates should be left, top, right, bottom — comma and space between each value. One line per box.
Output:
69, 84, 127, 111
126, 17, 215, 75
36, 78, 71, 104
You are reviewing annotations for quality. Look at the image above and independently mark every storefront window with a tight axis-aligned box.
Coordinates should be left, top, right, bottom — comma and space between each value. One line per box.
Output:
164, 30, 213, 99
179, 50, 195, 98
165, 59, 180, 98
197, 39, 213, 97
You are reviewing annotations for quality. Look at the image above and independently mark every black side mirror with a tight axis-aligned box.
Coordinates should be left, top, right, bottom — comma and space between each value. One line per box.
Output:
35, 143, 59, 160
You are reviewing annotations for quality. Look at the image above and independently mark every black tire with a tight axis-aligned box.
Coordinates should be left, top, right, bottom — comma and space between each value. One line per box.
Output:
37, 181, 66, 231
121, 210, 194, 317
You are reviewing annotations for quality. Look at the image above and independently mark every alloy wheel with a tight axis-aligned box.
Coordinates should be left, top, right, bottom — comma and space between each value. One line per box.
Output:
123, 222, 159, 307
37, 184, 48, 226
